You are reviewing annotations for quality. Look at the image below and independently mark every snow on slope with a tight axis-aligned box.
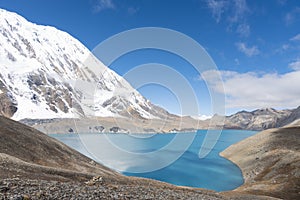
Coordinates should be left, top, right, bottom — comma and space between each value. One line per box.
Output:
0, 8, 168, 120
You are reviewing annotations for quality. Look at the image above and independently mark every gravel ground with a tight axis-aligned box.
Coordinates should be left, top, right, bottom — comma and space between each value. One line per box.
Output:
0, 178, 226, 200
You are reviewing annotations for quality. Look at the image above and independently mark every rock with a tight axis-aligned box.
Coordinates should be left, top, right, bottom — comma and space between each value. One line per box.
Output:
0, 185, 9, 193
68, 128, 74, 133
109, 127, 119, 133
35, 191, 44, 198
22, 194, 31, 200
85, 176, 103, 186
89, 160, 96, 165
94, 125, 105, 132
0, 88, 18, 118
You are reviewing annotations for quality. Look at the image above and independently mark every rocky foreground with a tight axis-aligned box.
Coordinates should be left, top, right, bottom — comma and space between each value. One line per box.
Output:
221, 126, 300, 199
0, 177, 230, 200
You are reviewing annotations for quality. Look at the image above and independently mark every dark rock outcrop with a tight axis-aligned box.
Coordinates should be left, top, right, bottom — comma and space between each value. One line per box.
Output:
0, 83, 18, 118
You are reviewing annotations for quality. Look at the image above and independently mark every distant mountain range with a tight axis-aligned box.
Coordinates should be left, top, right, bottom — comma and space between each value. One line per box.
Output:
18, 106, 300, 133
221, 106, 300, 130
0, 8, 172, 121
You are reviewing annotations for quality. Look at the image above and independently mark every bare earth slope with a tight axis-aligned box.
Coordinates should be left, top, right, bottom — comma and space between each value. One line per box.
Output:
221, 126, 300, 199
0, 115, 119, 181
0, 116, 236, 199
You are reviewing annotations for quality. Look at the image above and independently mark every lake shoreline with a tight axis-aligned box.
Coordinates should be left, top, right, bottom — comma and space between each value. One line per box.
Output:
44, 128, 260, 135
20, 116, 275, 135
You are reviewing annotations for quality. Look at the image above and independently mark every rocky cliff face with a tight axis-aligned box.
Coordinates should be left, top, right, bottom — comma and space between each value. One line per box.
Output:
277, 106, 300, 127
225, 108, 293, 130
0, 79, 17, 118
0, 8, 171, 121
209, 107, 300, 131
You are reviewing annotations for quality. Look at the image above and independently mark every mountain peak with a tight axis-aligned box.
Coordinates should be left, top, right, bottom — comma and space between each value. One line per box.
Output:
0, 8, 170, 120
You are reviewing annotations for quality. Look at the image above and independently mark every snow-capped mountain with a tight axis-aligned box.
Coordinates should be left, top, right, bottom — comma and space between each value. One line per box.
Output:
0, 8, 171, 120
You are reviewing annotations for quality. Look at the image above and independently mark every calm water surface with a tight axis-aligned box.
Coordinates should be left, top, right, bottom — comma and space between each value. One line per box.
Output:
50, 130, 256, 191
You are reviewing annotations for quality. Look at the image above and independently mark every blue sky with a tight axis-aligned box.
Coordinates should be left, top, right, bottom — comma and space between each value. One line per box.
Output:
1, 0, 300, 116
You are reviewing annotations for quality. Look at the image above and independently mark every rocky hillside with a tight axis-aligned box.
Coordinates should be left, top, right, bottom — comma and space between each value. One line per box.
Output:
0, 115, 119, 181
221, 126, 300, 199
220, 107, 300, 130
277, 106, 300, 127
0, 8, 172, 121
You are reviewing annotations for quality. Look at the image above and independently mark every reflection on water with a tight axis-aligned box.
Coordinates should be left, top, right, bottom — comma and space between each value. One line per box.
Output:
50, 130, 256, 191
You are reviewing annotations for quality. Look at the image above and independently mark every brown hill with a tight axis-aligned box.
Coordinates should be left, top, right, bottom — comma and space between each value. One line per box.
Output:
0, 115, 119, 182
221, 126, 300, 199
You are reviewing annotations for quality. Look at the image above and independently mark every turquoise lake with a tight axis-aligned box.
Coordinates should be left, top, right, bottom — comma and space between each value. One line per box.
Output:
50, 130, 256, 191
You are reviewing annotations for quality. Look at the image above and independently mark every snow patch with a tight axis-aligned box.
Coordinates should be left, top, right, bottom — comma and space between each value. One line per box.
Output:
191, 115, 212, 120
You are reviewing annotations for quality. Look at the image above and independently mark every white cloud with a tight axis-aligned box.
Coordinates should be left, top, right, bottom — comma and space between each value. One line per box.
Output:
93, 0, 115, 12
277, 0, 287, 5
282, 44, 290, 50
206, 0, 251, 37
290, 33, 300, 42
201, 67, 300, 109
234, 58, 240, 65
288, 60, 300, 70
229, 0, 249, 23
285, 7, 300, 25
236, 23, 250, 37
206, 0, 228, 23
236, 42, 259, 57
206, 0, 249, 23
128, 7, 139, 15
278, 34, 300, 53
